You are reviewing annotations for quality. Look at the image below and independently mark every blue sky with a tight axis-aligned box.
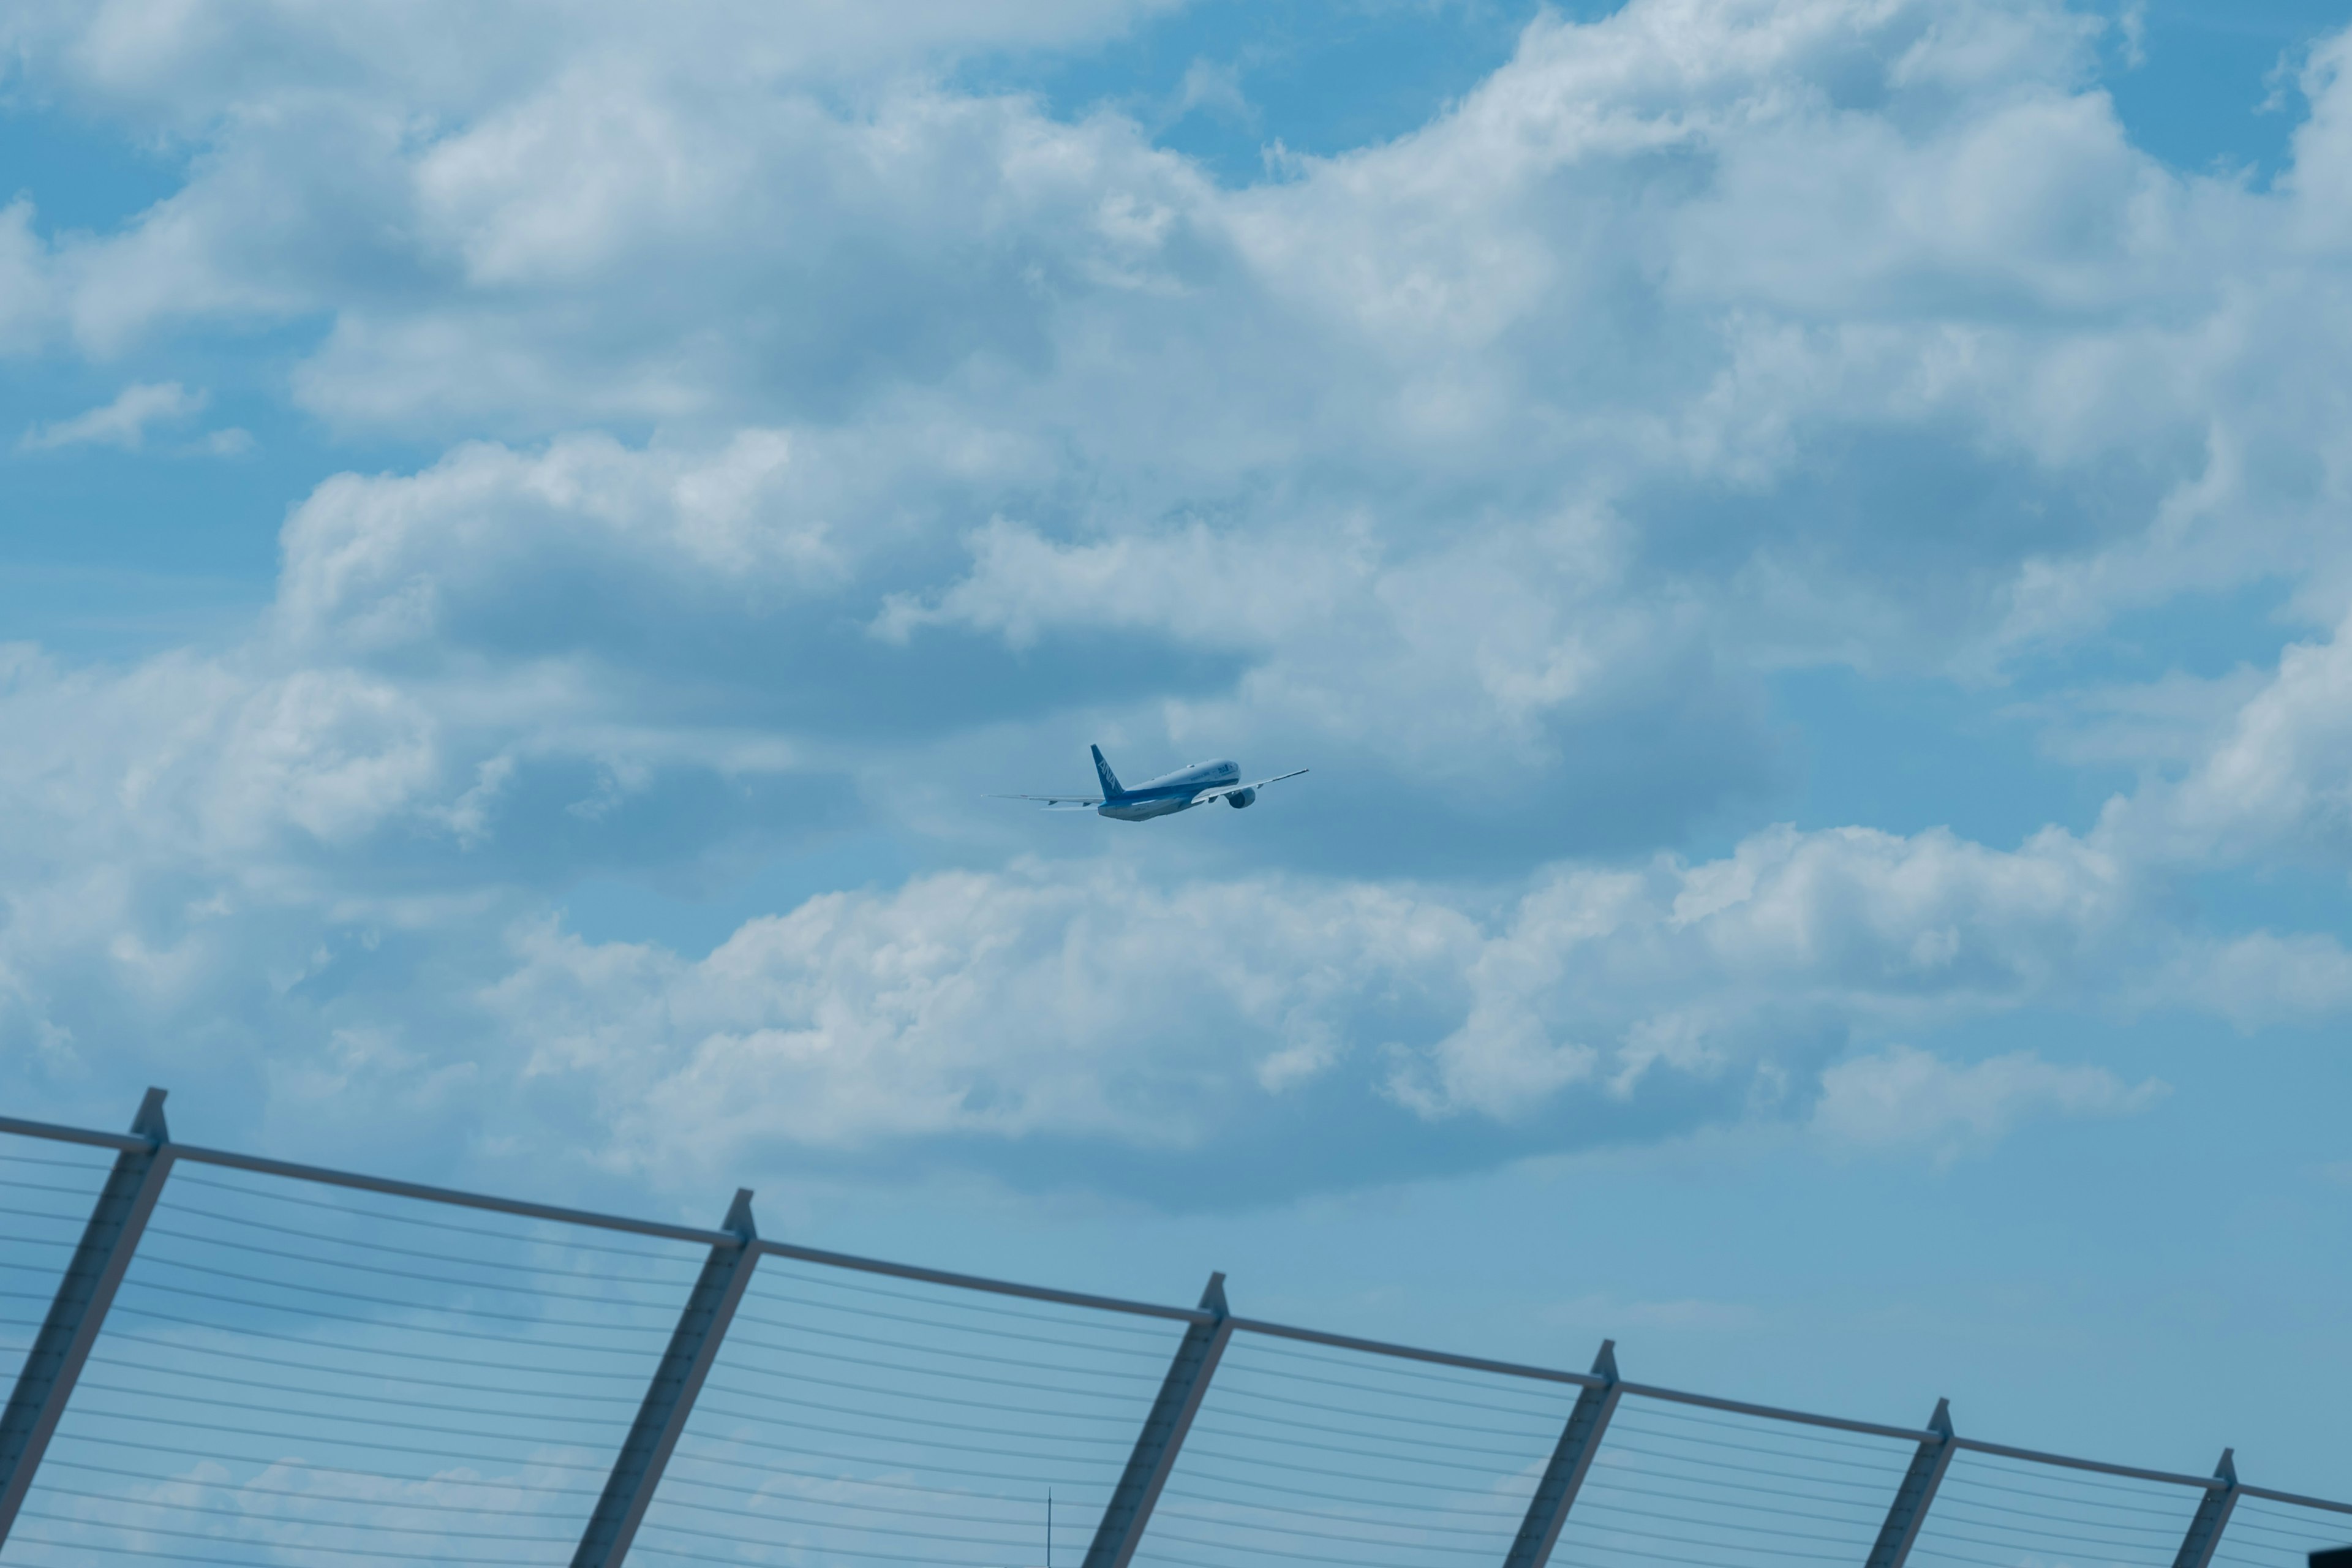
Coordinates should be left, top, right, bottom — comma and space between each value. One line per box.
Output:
5, 0, 2352, 1508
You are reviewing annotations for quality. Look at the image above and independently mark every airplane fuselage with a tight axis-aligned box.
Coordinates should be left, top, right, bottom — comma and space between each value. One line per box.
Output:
1098, 759, 1240, 820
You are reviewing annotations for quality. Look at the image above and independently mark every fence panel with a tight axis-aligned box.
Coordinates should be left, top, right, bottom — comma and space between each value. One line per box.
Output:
629, 1252, 1183, 1567
0, 1158, 706, 1567
1907, 1450, 2207, 1568
1547, 1390, 1920, 1568
1126, 1327, 1585, 1568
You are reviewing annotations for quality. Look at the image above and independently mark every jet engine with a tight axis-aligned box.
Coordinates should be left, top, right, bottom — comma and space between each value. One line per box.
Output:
1226, 788, 1257, 809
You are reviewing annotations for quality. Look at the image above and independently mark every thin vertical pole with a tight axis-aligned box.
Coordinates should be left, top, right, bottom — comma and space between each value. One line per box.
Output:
571, 1189, 760, 1568
1502, 1339, 1623, 1568
1082, 1272, 1233, 1568
1865, 1398, 1956, 1568
0, 1087, 175, 1547
2173, 1450, 2239, 1568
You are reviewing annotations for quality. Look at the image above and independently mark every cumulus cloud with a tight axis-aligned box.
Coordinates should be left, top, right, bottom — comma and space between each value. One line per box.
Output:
469, 817, 2164, 1196
273, 430, 842, 656
4, 0, 2352, 1206
9, 564, 2338, 1199
0, 599, 2184, 1199
9, 0, 2350, 688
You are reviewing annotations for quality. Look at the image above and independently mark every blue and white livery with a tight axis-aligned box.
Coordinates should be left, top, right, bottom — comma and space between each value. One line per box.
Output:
997, 745, 1308, 821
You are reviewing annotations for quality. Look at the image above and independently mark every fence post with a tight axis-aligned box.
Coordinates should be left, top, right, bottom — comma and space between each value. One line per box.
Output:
1082, 1272, 1234, 1568
0, 1087, 175, 1547
2172, 1450, 2239, 1568
572, 1189, 760, 1568
1865, 1398, 1956, 1568
1502, 1338, 1623, 1568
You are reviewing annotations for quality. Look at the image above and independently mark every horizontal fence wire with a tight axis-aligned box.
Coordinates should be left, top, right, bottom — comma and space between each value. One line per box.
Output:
6, 1117, 2351, 1568
1130, 1327, 1581, 1568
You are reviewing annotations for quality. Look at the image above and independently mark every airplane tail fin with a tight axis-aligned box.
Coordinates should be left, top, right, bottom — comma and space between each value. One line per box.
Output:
1091, 744, 1123, 800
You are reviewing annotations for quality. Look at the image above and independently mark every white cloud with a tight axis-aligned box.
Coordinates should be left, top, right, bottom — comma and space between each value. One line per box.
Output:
1173, 57, 1254, 127
271, 429, 843, 657
2157, 930, 2352, 1031
2100, 611, 2352, 869
1393, 820, 2132, 1121
1811, 1043, 2165, 1158
192, 425, 255, 456
466, 816, 2165, 1188
0, 524, 2314, 1197
876, 510, 1689, 776
491, 863, 1480, 1165
2117, 1, 2147, 70
5, 0, 2346, 686
0, 592, 2199, 1194
2011, 666, 2271, 769
20, 381, 206, 450
872, 517, 1351, 654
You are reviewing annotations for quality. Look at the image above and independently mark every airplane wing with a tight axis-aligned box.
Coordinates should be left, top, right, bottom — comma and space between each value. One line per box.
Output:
990, 794, 1105, 810
1189, 768, 1308, 805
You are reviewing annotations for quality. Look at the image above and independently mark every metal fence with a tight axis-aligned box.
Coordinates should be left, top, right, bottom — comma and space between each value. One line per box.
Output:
1, 1088, 2345, 1568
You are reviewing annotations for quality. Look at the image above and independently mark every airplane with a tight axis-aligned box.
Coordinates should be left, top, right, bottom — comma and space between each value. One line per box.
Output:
996, 745, 1308, 821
